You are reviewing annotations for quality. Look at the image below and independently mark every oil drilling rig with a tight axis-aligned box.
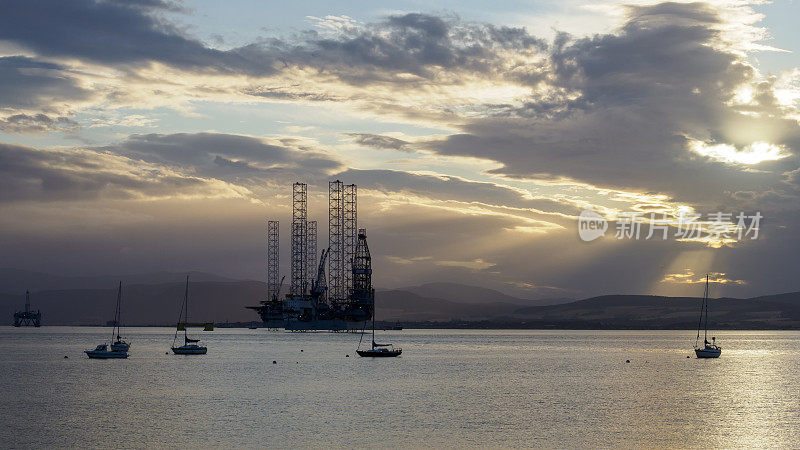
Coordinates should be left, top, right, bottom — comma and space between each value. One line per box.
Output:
247, 181, 374, 331
13, 291, 41, 327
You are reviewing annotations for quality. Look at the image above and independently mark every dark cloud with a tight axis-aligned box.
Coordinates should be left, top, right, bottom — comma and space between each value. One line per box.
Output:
242, 87, 341, 102
0, 142, 243, 203
0, 1, 546, 85
420, 3, 800, 210
0, 113, 78, 133
109, 132, 342, 179
1, 3, 799, 299
0, 56, 90, 110
0, 0, 273, 75
338, 168, 578, 221
345, 133, 410, 151
255, 14, 548, 85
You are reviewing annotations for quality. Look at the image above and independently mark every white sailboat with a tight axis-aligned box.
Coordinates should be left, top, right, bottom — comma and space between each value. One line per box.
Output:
171, 276, 207, 355
695, 274, 722, 358
110, 281, 130, 352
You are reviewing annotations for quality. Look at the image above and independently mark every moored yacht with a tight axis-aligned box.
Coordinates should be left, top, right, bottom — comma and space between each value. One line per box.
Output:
694, 274, 722, 358
171, 276, 208, 355
85, 344, 128, 359
357, 298, 401, 358
85, 281, 130, 359
110, 282, 130, 352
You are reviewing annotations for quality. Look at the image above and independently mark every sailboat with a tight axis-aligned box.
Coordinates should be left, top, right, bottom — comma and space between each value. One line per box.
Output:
695, 274, 722, 358
85, 281, 129, 359
357, 308, 401, 357
171, 276, 207, 355
85, 343, 128, 359
110, 282, 130, 352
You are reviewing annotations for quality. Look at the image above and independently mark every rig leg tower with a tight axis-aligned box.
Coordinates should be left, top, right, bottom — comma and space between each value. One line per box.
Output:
13, 291, 41, 327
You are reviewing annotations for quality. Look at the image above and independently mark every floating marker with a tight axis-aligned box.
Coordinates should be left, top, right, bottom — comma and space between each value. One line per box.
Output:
626, 360, 630, 363
346, 354, 350, 357
273, 360, 277, 364
64, 355, 68, 359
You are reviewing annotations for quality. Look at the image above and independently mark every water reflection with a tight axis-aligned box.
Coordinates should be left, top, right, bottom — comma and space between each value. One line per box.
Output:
0, 328, 798, 447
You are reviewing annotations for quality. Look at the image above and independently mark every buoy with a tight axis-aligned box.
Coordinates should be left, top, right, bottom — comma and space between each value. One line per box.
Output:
626, 360, 630, 363
346, 354, 350, 357
272, 360, 277, 364
165, 351, 169, 355
64, 355, 68, 359
687, 355, 691, 358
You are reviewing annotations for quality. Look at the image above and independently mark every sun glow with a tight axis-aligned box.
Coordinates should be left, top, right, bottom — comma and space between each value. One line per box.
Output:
689, 140, 789, 165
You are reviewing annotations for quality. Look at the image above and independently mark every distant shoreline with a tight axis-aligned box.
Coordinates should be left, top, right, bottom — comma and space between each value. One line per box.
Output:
11, 321, 800, 331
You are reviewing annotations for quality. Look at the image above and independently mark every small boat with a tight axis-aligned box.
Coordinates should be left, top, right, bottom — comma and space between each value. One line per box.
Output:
110, 282, 130, 352
171, 341, 207, 355
694, 274, 722, 358
357, 305, 401, 358
171, 276, 207, 355
85, 344, 128, 359
85, 281, 130, 359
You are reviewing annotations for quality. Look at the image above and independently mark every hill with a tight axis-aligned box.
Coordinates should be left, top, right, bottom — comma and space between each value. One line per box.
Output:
394, 282, 572, 306
511, 293, 800, 329
0, 281, 267, 325
3, 269, 800, 328
376, 289, 522, 321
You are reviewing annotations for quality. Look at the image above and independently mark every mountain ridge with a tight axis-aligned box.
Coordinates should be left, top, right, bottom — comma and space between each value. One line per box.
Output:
2, 269, 799, 328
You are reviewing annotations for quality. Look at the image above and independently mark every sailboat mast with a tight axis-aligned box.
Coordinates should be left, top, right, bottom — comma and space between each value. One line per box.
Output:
184, 275, 189, 342
704, 274, 709, 343
111, 281, 121, 342
116, 281, 122, 339
372, 308, 376, 350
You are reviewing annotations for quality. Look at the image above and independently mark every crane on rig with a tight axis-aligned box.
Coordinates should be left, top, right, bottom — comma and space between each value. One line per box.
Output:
310, 248, 329, 319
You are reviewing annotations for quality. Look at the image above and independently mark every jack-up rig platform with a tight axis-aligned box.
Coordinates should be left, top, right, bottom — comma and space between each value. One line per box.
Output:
13, 291, 41, 327
247, 181, 374, 331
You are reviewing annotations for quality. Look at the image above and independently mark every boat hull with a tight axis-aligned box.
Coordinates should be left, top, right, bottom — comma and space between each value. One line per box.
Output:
357, 349, 402, 357
85, 350, 128, 359
171, 346, 207, 355
695, 347, 722, 358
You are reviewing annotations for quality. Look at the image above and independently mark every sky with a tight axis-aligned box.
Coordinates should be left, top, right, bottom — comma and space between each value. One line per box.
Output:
1, 0, 799, 299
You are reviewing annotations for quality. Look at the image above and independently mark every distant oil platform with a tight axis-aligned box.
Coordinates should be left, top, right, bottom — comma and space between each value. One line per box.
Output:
247, 180, 374, 331
13, 291, 41, 327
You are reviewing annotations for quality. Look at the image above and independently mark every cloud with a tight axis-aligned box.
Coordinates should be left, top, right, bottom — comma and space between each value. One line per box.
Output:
0, 56, 90, 111
105, 132, 343, 186
1, 2, 800, 299
661, 269, 746, 285
0, 1, 553, 121
345, 133, 411, 151
0, 142, 252, 203
0, 113, 78, 133
339, 168, 579, 221
0, 0, 272, 75
419, 2, 800, 210
688, 140, 789, 165
258, 12, 548, 85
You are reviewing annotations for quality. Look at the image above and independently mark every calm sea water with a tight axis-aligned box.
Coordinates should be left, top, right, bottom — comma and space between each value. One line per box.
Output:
1, 327, 798, 448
